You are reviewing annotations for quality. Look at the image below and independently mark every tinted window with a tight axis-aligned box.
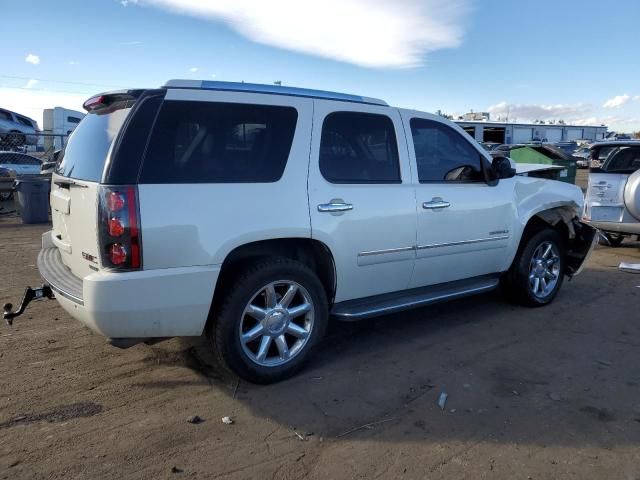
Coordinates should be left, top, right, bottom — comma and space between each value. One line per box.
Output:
140, 101, 297, 183
16, 116, 34, 128
67, 116, 81, 124
0, 110, 10, 121
603, 147, 640, 173
410, 119, 484, 183
319, 112, 400, 184
56, 101, 133, 181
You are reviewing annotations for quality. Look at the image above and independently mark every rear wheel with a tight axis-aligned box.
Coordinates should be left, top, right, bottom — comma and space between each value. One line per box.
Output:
209, 258, 328, 384
599, 232, 624, 247
502, 228, 565, 307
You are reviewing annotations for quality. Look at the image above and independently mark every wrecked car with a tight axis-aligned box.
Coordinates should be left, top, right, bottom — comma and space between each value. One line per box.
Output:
584, 142, 640, 246
4, 80, 597, 383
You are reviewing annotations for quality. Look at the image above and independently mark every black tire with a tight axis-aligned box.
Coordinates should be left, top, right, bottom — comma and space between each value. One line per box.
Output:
208, 258, 328, 384
599, 233, 624, 247
0, 192, 12, 202
502, 228, 566, 307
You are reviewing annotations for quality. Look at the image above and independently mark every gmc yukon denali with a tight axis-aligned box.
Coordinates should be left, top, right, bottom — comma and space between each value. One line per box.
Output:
4, 80, 597, 383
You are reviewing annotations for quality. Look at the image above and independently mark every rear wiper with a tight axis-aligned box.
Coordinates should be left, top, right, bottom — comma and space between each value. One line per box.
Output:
53, 178, 88, 188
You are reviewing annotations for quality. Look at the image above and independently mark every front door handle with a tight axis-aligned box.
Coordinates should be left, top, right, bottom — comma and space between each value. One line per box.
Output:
318, 202, 353, 213
423, 198, 451, 210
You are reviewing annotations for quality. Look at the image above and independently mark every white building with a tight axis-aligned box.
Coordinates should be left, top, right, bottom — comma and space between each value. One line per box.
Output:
42, 107, 84, 151
454, 120, 608, 144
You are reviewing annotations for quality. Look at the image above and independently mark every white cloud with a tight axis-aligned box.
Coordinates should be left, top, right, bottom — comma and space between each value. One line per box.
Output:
120, 0, 138, 6
603, 94, 632, 109
487, 101, 592, 123
189, 67, 199, 73
25, 53, 40, 65
0, 88, 87, 129
67, 60, 79, 65
135, 0, 471, 68
635, 96, 640, 102
120, 40, 143, 46
24, 79, 39, 89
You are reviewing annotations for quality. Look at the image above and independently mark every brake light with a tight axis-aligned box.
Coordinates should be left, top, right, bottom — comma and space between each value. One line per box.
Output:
83, 95, 105, 111
98, 185, 142, 270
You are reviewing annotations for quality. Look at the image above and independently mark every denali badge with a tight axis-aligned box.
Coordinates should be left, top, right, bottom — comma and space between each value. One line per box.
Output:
82, 252, 98, 264
489, 230, 509, 235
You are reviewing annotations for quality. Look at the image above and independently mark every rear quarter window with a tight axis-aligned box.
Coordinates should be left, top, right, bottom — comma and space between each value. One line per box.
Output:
140, 101, 298, 183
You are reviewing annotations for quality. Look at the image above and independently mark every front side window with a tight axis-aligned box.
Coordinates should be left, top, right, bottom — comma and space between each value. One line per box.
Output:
410, 119, 484, 183
319, 112, 401, 184
140, 101, 298, 183
0, 110, 12, 121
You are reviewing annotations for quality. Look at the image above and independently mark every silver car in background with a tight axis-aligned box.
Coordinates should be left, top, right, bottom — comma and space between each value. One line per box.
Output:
584, 142, 640, 246
0, 108, 39, 147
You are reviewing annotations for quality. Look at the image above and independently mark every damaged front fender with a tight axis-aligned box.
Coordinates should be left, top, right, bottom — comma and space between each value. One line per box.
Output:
565, 219, 598, 277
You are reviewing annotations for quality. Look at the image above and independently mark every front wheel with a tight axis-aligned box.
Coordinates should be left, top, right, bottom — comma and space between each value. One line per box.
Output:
502, 229, 565, 307
209, 258, 328, 384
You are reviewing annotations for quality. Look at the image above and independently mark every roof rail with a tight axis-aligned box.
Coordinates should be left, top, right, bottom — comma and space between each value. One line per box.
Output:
163, 80, 388, 106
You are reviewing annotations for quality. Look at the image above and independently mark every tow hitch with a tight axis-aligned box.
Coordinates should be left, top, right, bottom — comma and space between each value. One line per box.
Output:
3, 286, 55, 325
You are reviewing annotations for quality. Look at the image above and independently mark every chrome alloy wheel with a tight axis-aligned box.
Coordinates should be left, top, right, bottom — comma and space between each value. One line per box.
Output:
239, 280, 314, 367
528, 241, 561, 298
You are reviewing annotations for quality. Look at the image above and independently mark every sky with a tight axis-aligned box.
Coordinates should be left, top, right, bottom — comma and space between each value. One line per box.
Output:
2, 0, 640, 131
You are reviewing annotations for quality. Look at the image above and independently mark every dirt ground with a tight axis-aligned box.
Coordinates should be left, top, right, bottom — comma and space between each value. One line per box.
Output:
2, 178, 640, 479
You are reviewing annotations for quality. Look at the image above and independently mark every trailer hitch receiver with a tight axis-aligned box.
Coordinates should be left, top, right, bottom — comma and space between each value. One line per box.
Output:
3, 286, 54, 326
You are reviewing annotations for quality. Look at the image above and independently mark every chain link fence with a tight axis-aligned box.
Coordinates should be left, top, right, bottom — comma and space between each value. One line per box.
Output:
0, 131, 69, 156
0, 132, 67, 205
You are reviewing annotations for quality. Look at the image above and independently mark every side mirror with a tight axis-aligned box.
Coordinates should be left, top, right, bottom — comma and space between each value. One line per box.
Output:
491, 156, 516, 180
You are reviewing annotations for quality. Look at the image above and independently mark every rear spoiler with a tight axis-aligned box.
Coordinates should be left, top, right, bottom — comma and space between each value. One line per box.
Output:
83, 90, 146, 113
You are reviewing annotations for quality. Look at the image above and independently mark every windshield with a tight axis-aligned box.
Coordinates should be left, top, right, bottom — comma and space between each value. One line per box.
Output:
55, 102, 133, 182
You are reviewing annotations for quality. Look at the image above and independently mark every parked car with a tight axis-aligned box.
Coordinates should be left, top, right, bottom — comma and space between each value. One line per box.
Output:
40, 150, 62, 176
584, 143, 640, 246
0, 108, 39, 147
0, 151, 42, 200
589, 140, 640, 169
0, 166, 16, 201
554, 141, 579, 156
573, 146, 592, 168
480, 142, 501, 151
4, 80, 597, 383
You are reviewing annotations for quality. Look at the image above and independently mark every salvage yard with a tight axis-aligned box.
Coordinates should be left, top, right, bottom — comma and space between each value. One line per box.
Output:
2, 198, 640, 479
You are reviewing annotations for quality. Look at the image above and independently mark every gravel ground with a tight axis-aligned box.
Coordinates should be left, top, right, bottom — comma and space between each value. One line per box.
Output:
2, 185, 640, 479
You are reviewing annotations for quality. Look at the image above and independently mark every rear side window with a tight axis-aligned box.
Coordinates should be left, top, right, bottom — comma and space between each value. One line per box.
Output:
603, 147, 640, 173
410, 118, 484, 183
0, 110, 10, 121
56, 101, 133, 181
319, 112, 400, 184
140, 101, 298, 183
16, 116, 34, 128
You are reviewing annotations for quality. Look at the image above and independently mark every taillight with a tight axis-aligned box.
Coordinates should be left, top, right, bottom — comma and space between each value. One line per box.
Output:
98, 185, 142, 270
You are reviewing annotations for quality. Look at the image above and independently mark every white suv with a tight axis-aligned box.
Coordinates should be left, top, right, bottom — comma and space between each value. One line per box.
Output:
4, 80, 597, 383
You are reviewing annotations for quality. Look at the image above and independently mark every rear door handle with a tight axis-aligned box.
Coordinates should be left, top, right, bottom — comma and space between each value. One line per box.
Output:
318, 202, 353, 213
423, 198, 451, 210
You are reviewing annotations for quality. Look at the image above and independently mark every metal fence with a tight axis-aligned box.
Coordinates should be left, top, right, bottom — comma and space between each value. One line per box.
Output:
0, 132, 69, 157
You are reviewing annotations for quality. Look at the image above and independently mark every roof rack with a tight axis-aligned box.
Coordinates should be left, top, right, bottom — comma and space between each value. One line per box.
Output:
163, 80, 388, 106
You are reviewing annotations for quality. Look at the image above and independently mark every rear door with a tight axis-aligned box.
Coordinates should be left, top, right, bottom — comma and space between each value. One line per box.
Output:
308, 102, 416, 302
51, 99, 134, 278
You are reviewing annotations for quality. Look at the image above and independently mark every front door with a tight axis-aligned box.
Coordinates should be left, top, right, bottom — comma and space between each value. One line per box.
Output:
308, 102, 416, 302
402, 114, 514, 288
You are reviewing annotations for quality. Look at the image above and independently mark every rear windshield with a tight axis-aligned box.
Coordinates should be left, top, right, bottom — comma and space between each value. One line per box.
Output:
56, 102, 133, 181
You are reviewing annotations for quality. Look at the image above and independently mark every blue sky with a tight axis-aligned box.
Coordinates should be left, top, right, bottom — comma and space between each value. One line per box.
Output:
2, 0, 639, 131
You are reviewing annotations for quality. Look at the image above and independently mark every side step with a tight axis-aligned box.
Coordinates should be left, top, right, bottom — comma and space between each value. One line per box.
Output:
331, 274, 500, 321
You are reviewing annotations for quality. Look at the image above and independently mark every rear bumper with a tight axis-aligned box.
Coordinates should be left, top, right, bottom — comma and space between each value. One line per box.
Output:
586, 221, 640, 235
37, 235, 220, 338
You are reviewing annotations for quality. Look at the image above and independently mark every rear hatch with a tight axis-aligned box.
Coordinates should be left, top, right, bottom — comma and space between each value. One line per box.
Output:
50, 95, 137, 278
585, 147, 640, 223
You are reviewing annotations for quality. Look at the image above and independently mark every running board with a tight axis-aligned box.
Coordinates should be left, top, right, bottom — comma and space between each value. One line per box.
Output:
331, 275, 500, 321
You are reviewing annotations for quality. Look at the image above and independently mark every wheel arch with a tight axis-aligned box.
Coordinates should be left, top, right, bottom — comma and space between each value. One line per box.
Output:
206, 237, 336, 331
511, 205, 597, 277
